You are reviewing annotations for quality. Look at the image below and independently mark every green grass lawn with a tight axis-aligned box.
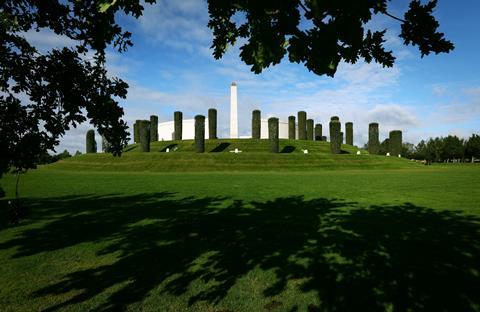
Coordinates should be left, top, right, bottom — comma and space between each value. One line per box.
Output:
1, 143, 480, 311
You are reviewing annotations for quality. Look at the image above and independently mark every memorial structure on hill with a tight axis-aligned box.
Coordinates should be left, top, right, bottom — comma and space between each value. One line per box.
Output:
156, 82, 298, 140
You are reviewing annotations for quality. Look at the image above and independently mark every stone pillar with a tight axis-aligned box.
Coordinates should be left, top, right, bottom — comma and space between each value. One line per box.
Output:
139, 120, 151, 152
315, 124, 322, 141
252, 110, 261, 139
288, 116, 296, 139
345, 122, 353, 145
150, 115, 158, 142
306, 119, 314, 140
195, 115, 205, 153
174, 111, 182, 140
208, 108, 217, 139
268, 117, 279, 153
368, 122, 380, 155
298, 111, 307, 140
329, 120, 341, 154
86, 129, 97, 153
389, 130, 402, 156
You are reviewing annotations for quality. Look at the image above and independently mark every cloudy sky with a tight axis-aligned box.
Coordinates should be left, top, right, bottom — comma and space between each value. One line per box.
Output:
26, 0, 480, 153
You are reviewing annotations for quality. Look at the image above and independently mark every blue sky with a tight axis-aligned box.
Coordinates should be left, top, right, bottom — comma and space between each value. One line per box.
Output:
26, 0, 480, 152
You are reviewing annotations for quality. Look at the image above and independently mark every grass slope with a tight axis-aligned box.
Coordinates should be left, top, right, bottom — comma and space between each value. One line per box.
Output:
51, 139, 419, 172
1, 165, 480, 311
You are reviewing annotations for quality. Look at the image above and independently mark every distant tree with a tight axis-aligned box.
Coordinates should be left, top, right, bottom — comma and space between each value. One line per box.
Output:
379, 138, 390, 155
441, 135, 464, 161
208, 0, 454, 76
465, 134, 480, 161
425, 138, 444, 163
413, 140, 427, 160
401, 142, 415, 159
74, 150, 82, 157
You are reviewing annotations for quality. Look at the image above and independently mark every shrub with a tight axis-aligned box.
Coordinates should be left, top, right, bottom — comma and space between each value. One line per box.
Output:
298, 111, 307, 140
195, 115, 205, 153
139, 120, 151, 152
331, 116, 339, 121
288, 116, 295, 139
268, 117, 279, 153
322, 136, 327, 141
306, 119, 314, 140
389, 130, 402, 156
174, 111, 183, 140
150, 115, 158, 142
86, 129, 97, 153
315, 123, 322, 141
252, 110, 261, 139
329, 120, 341, 154
368, 122, 380, 154
345, 122, 353, 145
208, 108, 217, 139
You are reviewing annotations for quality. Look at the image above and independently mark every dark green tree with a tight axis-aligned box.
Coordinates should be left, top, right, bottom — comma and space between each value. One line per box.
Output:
208, 0, 453, 76
442, 135, 464, 161
465, 134, 480, 161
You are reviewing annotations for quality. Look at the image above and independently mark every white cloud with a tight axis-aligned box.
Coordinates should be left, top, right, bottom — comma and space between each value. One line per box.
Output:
136, 0, 211, 53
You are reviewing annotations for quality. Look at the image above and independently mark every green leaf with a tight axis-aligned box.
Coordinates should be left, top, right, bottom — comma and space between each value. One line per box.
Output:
98, 0, 117, 13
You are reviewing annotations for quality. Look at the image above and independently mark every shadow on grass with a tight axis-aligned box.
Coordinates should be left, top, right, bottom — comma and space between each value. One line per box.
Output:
280, 146, 296, 153
1, 194, 480, 311
210, 142, 230, 153
160, 144, 178, 152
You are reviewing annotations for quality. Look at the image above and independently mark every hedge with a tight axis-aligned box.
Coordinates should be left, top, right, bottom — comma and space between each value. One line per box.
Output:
174, 111, 182, 140
208, 108, 217, 139
195, 115, 205, 153
252, 110, 261, 139
329, 120, 341, 154
288, 116, 296, 139
368, 123, 380, 155
86, 129, 97, 153
298, 111, 307, 140
306, 119, 314, 140
315, 123, 322, 141
150, 115, 158, 142
139, 120, 151, 152
345, 122, 353, 145
389, 130, 403, 156
268, 117, 279, 153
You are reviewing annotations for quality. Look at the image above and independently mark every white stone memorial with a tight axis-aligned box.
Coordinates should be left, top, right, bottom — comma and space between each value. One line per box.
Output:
230, 82, 238, 139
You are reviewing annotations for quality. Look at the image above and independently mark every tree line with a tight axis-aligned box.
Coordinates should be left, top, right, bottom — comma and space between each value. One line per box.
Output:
376, 134, 480, 163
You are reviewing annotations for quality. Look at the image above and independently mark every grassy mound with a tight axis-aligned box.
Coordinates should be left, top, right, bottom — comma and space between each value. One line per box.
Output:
50, 139, 420, 172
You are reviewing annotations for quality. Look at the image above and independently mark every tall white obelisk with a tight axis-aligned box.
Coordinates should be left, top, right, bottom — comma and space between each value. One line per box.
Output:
230, 82, 238, 138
